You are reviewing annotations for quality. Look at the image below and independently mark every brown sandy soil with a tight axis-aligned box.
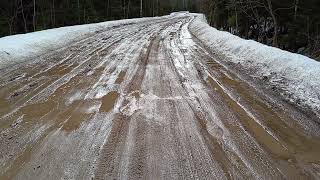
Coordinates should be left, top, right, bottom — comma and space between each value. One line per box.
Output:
0, 14, 320, 180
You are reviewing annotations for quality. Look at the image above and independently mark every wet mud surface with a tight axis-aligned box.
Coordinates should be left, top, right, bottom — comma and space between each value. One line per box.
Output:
0, 15, 320, 179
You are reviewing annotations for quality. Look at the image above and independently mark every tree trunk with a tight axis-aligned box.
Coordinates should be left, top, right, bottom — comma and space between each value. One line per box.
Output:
245, 19, 249, 38
235, 4, 238, 34
263, 18, 268, 43
267, 0, 278, 47
77, 0, 80, 24
209, 3, 214, 26
140, 0, 143, 17
121, 0, 125, 19
127, 0, 131, 18
8, 18, 13, 35
294, 0, 299, 20
152, 0, 154, 16
272, 17, 278, 47
52, 0, 55, 27
83, 7, 86, 23
21, 0, 28, 33
50, 0, 53, 27
156, 0, 159, 16
307, 16, 310, 44
106, 0, 110, 18
183, 0, 185, 10
33, 0, 36, 31
213, 2, 219, 27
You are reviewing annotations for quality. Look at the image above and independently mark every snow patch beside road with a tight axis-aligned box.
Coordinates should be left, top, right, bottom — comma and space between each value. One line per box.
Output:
190, 14, 320, 114
0, 15, 174, 69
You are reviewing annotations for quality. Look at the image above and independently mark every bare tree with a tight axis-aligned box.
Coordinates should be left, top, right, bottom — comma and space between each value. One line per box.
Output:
20, 0, 28, 32
51, 0, 55, 27
237, 0, 280, 46
227, 0, 239, 34
0, 5, 17, 35
265, 0, 278, 46
264, 0, 295, 46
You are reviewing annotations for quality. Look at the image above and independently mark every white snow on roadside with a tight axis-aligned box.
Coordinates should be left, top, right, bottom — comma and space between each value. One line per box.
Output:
190, 14, 320, 114
0, 15, 175, 69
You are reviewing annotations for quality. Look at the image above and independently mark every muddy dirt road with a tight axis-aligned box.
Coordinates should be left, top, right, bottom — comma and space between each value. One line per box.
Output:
1, 14, 320, 179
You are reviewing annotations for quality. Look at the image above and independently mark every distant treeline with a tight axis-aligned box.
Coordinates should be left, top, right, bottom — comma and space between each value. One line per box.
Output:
0, 0, 319, 59
200, 0, 320, 59
0, 0, 197, 36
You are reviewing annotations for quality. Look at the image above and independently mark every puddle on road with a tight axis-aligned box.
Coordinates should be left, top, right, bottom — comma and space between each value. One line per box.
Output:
61, 99, 100, 132
0, 97, 10, 116
62, 110, 91, 132
21, 100, 57, 122
115, 71, 126, 84
99, 91, 119, 112
0, 99, 57, 130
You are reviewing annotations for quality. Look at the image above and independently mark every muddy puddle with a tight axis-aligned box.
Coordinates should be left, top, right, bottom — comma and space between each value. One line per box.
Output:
61, 107, 93, 132
21, 100, 57, 122
99, 91, 119, 112
0, 97, 10, 116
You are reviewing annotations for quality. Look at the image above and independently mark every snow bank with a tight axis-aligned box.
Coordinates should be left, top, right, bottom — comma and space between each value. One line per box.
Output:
190, 14, 320, 114
0, 15, 172, 69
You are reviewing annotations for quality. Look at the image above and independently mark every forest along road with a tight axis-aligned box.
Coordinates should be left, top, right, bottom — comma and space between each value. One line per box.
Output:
1, 14, 320, 180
